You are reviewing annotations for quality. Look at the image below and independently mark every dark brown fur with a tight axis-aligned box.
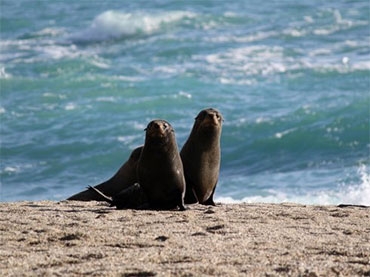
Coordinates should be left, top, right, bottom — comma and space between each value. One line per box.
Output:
180, 108, 223, 205
137, 120, 186, 210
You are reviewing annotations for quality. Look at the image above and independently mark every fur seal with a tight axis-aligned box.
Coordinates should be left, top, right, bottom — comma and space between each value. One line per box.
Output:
180, 108, 223, 205
137, 120, 186, 210
85, 119, 186, 211
67, 147, 142, 201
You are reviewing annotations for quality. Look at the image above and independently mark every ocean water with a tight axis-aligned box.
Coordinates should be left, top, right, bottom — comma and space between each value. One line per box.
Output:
1, 1, 369, 205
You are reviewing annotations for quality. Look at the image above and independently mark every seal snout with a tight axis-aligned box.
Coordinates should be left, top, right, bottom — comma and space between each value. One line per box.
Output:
201, 110, 222, 128
146, 120, 171, 138
207, 112, 219, 124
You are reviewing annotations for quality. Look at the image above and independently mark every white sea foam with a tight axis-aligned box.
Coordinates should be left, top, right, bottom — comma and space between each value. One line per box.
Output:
219, 77, 255, 85
133, 121, 147, 131
336, 164, 370, 206
255, 117, 272, 124
4, 167, 18, 173
111, 75, 146, 82
283, 28, 307, 37
0, 67, 12, 79
304, 16, 314, 23
2, 163, 35, 174
1, 36, 101, 65
193, 38, 370, 84
42, 93, 66, 99
34, 27, 66, 37
312, 9, 366, 36
178, 91, 192, 99
197, 45, 287, 79
96, 96, 116, 102
89, 58, 110, 69
274, 128, 297, 139
71, 10, 196, 42
117, 135, 141, 146
205, 31, 278, 43
351, 61, 370, 71
40, 44, 80, 60
64, 103, 77, 111
216, 165, 370, 206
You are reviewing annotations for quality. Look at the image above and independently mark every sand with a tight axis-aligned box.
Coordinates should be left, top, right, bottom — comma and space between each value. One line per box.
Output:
0, 201, 369, 276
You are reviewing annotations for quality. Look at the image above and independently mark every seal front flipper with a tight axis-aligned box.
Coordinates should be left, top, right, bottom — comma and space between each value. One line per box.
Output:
178, 203, 187, 211
67, 183, 112, 201
110, 183, 149, 209
88, 183, 148, 209
202, 185, 216, 206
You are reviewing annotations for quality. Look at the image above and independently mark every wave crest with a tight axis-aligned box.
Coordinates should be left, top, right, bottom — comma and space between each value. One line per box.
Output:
71, 10, 196, 42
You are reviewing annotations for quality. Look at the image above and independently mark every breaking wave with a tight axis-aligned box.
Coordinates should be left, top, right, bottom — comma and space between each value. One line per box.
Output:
216, 165, 370, 206
70, 10, 196, 42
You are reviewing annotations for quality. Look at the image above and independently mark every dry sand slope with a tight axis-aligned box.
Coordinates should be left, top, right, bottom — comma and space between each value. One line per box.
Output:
0, 201, 369, 276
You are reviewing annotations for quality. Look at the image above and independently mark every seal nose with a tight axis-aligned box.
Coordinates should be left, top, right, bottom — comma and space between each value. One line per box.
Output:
207, 113, 217, 122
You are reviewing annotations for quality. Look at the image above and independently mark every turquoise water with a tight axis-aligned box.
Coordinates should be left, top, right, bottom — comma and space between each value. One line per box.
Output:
1, 1, 369, 205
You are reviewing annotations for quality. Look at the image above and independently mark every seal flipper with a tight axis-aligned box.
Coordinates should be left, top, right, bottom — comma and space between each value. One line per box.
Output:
68, 181, 113, 201
87, 185, 113, 204
111, 183, 148, 209
175, 187, 187, 211
178, 199, 187, 211
88, 183, 148, 209
202, 185, 216, 206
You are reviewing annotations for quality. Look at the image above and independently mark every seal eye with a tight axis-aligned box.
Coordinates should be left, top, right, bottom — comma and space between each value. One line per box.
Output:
163, 123, 168, 129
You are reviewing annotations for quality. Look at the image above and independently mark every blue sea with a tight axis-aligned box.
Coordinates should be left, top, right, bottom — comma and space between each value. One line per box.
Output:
1, 1, 369, 205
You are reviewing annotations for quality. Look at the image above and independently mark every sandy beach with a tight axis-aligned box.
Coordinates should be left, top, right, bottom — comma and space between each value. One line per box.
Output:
0, 201, 369, 276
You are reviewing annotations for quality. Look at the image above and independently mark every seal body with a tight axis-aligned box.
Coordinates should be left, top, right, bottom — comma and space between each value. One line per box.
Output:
67, 147, 142, 201
137, 120, 186, 210
180, 108, 223, 205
